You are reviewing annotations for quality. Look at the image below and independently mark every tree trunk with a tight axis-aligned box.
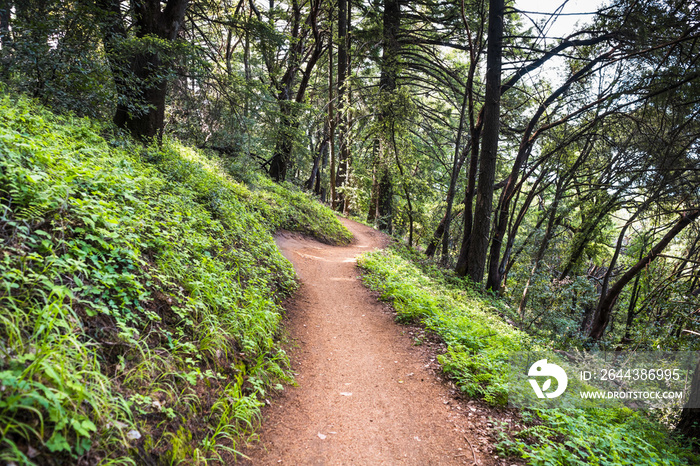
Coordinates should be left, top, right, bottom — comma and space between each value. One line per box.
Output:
328, 18, 337, 208
502, 135, 594, 285
439, 91, 471, 264
392, 126, 413, 246
306, 123, 328, 190
425, 213, 446, 258
502, 211, 548, 282
335, 0, 349, 210
620, 268, 642, 344
268, 0, 323, 181
588, 208, 700, 341
496, 175, 549, 287
455, 118, 482, 276
582, 206, 645, 333
465, 0, 504, 284
677, 358, 700, 439
485, 53, 610, 291
119, 54, 168, 141
377, 164, 393, 233
98, 0, 189, 142
375, 0, 400, 232
426, 141, 469, 259
452, 4, 605, 280
269, 102, 296, 181
518, 180, 563, 317
453, 9, 484, 276
342, 29, 353, 217
367, 139, 380, 222
426, 207, 459, 258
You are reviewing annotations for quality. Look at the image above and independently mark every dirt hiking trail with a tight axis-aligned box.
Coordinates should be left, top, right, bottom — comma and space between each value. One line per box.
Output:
241, 218, 508, 465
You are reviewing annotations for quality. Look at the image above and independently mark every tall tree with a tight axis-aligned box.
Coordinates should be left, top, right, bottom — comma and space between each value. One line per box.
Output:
97, 0, 189, 141
485, 49, 614, 291
372, 0, 401, 232
264, 0, 325, 181
335, 0, 350, 211
589, 208, 700, 340
464, 0, 505, 284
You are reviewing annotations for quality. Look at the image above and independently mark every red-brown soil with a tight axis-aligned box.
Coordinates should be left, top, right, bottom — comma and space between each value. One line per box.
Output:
241, 218, 516, 465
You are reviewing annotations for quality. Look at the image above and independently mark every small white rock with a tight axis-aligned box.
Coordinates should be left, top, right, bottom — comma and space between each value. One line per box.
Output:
27, 446, 39, 458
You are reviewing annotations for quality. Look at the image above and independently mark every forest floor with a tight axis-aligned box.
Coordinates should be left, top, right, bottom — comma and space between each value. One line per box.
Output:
241, 218, 515, 465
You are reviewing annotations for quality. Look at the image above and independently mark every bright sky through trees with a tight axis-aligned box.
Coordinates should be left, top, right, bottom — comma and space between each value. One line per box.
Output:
514, 0, 599, 85
515, 0, 597, 38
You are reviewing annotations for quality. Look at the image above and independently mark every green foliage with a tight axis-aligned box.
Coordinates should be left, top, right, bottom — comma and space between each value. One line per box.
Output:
358, 245, 526, 405
111, 34, 195, 120
509, 268, 598, 346
245, 176, 352, 245
496, 409, 697, 466
0, 94, 349, 464
0, 1, 114, 118
358, 245, 699, 465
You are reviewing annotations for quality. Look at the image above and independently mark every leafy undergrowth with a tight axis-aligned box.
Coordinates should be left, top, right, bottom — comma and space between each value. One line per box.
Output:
221, 156, 352, 247
358, 245, 699, 465
0, 95, 350, 465
246, 177, 352, 246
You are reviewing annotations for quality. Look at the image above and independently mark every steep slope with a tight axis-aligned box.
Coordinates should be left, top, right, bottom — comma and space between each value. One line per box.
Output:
0, 95, 349, 465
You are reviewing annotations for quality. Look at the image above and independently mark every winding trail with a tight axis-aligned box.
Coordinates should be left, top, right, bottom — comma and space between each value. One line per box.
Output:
242, 218, 500, 465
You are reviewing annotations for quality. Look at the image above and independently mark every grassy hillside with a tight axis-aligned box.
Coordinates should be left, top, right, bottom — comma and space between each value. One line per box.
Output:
359, 246, 699, 465
0, 95, 350, 465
